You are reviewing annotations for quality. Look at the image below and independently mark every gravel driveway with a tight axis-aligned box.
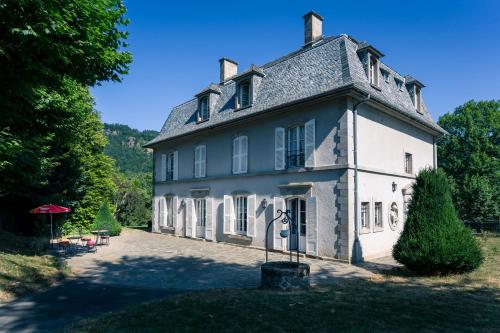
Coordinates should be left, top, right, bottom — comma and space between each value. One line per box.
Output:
0, 228, 396, 332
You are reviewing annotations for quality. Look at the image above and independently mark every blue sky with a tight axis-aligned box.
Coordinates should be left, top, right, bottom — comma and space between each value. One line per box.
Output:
91, 0, 500, 131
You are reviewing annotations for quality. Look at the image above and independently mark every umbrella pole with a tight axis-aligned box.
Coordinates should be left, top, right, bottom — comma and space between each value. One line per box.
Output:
50, 213, 53, 249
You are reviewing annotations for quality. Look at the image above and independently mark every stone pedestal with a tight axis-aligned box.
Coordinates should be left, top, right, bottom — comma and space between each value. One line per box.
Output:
260, 261, 310, 291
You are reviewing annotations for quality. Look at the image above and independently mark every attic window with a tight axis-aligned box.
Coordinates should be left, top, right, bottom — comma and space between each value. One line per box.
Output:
198, 96, 209, 122
369, 54, 379, 87
238, 80, 251, 108
381, 69, 389, 83
415, 86, 422, 113
395, 78, 403, 91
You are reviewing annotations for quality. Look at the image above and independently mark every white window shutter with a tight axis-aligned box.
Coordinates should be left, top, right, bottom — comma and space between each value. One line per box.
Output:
273, 197, 285, 250
223, 195, 234, 234
152, 198, 159, 232
232, 138, 239, 174
305, 119, 316, 168
161, 197, 167, 227
205, 198, 213, 240
306, 196, 318, 255
161, 154, 167, 181
186, 198, 193, 237
173, 151, 179, 180
247, 194, 256, 237
172, 196, 179, 233
200, 145, 206, 178
194, 146, 200, 178
241, 136, 248, 173
274, 127, 285, 170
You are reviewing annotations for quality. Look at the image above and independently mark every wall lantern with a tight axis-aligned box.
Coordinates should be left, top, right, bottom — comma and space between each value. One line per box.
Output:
392, 181, 397, 192
261, 198, 268, 209
180, 199, 186, 208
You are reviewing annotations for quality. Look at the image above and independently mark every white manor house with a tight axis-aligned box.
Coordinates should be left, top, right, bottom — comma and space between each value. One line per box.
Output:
145, 12, 445, 262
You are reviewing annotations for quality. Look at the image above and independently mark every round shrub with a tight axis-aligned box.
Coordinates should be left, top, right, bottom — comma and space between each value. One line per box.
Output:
91, 202, 122, 236
393, 168, 483, 275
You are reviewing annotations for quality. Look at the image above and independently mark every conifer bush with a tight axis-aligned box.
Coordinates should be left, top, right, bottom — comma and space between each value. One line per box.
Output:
393, 168, 483, 275
91, 202, 122, 236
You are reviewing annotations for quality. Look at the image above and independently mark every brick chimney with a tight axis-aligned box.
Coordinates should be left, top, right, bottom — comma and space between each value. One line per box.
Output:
303, 11, 323, 45
219, 58, 238, 83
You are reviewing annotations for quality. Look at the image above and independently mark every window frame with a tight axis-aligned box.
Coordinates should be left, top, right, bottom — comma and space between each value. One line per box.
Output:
287, 125, 305, 168
166, 152, 175, 181
234, 195, 248, 235
198, 96, 209, 122
232, 135, 248, 174
415, 86, 422, 113
165, 196, 174, 228
374, 201, 383, 231
360, 201, 371, 232
194, 144, 206, 178
368, 54, 379, 87
238, 80, 251, 109
405, 153, 413, 174
194, 198, 206, 228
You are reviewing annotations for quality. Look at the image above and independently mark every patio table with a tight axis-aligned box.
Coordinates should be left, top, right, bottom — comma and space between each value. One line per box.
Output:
91, 229, 109, 245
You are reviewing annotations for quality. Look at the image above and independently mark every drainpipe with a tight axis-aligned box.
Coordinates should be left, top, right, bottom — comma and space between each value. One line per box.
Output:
352, 94, 370, 263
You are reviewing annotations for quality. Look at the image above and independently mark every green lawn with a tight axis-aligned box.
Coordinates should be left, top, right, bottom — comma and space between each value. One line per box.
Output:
0, 230, 69, 301
70, 236, 499, 333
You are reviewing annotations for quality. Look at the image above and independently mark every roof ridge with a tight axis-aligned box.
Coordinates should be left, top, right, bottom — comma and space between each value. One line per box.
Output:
261, 35, 340, 69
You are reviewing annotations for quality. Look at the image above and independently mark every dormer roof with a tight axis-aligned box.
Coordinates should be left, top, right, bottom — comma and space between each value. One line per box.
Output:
195, 83, 221, 97
357, 42, 384, 58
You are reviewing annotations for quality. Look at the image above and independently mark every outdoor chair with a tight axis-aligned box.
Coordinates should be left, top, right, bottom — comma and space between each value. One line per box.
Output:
86, 233, 98, 253
79, 229, 92, 245
100, 231, 110, 246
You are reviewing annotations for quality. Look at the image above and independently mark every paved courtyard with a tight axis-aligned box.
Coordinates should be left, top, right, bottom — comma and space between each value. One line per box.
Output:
0, 228, 397, 332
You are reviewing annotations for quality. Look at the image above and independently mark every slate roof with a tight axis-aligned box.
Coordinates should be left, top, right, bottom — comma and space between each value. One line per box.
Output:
146, 35, 445, 147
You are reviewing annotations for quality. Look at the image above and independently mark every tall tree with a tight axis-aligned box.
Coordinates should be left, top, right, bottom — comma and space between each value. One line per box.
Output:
438, 100, 499, 223
0, 0, 131, 232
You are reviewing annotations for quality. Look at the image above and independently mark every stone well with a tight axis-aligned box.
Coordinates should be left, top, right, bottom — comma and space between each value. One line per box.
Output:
260, 261, 310, 291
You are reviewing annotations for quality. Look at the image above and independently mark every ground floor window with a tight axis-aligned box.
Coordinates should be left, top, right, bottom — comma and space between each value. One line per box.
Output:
165, 197, 174, 227
361, 202, 370, 229
374, 202, 383, 229
234, 196, 248, 235
195, 198, 206, 227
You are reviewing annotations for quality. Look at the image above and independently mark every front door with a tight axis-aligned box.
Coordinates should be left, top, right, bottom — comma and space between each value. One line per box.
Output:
287, 198, 306, 253
195, 198, 206, 238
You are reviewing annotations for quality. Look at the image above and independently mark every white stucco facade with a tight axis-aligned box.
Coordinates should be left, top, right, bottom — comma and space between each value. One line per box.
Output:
146, 12, 445, 263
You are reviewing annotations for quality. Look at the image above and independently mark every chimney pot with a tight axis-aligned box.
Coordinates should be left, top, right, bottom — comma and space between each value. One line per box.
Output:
219, 58, 238, 83
303, 11, 323, 45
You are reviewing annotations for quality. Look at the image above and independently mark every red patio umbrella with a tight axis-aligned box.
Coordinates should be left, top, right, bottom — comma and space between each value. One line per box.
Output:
30, 204, 71, 245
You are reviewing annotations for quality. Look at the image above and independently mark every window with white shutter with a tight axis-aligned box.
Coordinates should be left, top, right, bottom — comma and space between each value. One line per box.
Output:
232, 136, 248, 174
194, 145, 206, 178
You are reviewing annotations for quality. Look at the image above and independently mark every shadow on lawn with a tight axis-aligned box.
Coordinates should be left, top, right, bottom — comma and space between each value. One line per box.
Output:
0, 254, 259, 332
1, 252, 499, 333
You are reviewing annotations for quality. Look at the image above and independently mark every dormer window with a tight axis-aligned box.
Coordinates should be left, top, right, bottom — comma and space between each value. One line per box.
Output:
369, 54, 379, 87
415, 86, 422, 113
381, 69, 389, 83
198, 96, 209, 122
238, 80, 251, 108
395, 78, 403, 91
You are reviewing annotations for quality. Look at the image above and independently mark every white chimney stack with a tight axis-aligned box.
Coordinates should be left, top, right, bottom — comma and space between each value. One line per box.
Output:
303, 11, 323, 45
219, 58, 238, 83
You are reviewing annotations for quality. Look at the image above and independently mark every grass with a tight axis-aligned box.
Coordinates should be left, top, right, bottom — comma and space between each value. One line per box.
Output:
70, 236, 500, 333
0, 230, 70, 301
